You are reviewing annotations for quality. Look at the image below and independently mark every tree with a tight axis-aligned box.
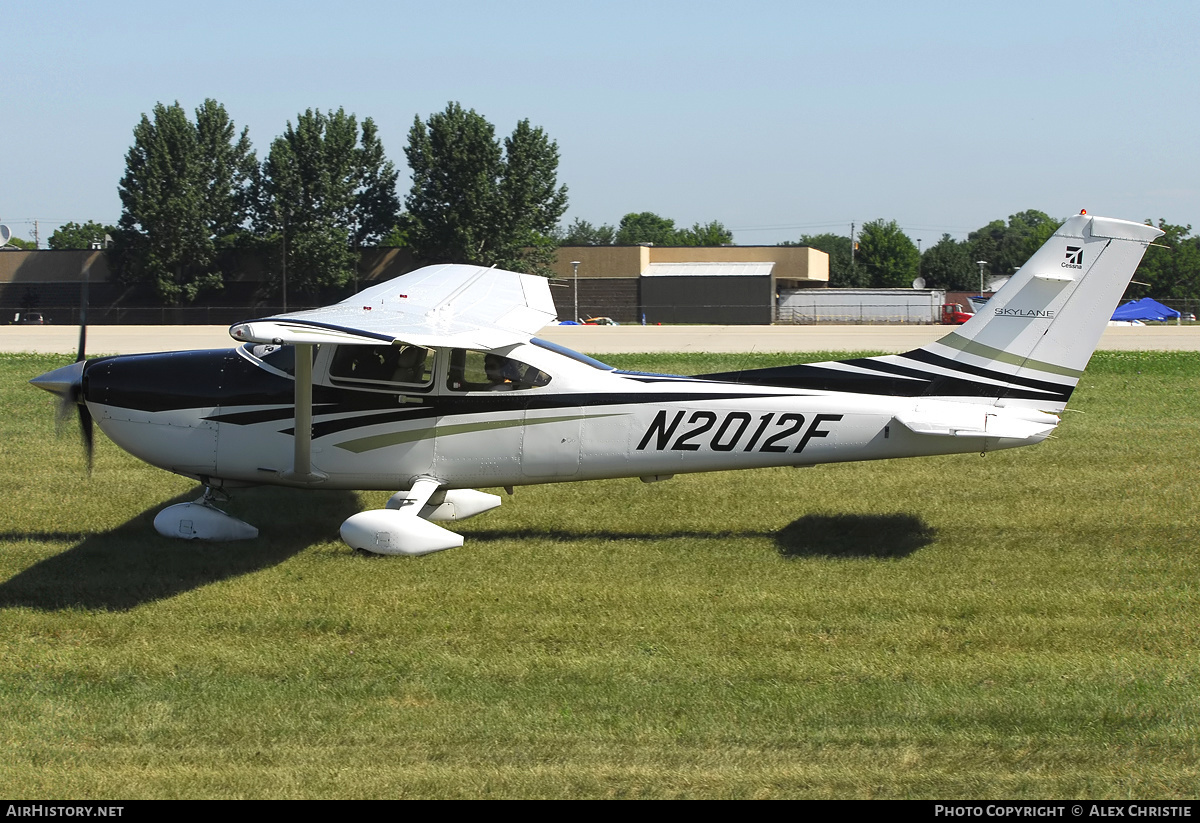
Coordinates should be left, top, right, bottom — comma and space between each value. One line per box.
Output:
559, 218, 615, 246
856, 219, 919, 288
195, 99, 258, 246
5, 235, 37, 250
611, 213, 733, 246
676, 220, 733, 246
405, 102, 568, 276
615, 212, 677, 245
497, 119, 569, 273
257, 108, 401, 296
354, 118, 404, 246
783, 232, 866, 287
967, 210, 1062, 281
919, 234, 976, 291
117, 100, 256, 302
1130, 220, 1200, 300
48, 221, 118, 250
1006, 209, 1060, 263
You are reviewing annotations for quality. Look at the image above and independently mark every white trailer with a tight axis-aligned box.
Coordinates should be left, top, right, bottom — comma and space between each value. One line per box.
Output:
777, 288, 947, 324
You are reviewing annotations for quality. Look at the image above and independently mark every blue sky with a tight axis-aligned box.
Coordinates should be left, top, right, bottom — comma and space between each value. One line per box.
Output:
3, 0, 1196, 246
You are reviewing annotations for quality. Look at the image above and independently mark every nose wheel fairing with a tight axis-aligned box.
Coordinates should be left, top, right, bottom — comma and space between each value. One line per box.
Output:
153, 488, 259, 541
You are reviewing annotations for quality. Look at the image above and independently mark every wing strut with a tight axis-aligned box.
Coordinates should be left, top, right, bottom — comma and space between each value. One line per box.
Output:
282, 343, 326, 484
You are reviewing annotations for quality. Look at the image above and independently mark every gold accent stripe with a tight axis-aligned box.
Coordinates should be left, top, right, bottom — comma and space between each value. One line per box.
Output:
937, 332, 1084, 379
335, 413, 621, 454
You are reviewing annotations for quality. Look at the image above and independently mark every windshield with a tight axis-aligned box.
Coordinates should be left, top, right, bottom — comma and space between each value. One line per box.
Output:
447, 349, 551, 392
530, 337, 613, 370
243, 343, 297, 375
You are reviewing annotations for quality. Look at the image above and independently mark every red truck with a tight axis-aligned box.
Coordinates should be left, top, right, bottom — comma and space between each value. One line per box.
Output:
941, 303, 974, 324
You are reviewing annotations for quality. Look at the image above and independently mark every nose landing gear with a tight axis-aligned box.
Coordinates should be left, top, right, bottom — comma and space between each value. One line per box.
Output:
152, 485, 259, 541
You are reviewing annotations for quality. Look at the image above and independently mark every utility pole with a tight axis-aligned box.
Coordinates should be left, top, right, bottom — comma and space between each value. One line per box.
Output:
277, 207, 288, 313
849, 222, 855, 267
571, 261, 581, 322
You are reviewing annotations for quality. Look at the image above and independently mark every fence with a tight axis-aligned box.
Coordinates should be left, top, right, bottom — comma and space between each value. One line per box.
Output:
8, 298, 1200, 327
775, 303, 941, 325
5, 305, 318, 326
1154, 298, 1200, 319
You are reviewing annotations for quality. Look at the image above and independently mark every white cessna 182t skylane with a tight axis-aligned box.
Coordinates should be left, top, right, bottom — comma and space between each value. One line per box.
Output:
32, 212, 1162, 555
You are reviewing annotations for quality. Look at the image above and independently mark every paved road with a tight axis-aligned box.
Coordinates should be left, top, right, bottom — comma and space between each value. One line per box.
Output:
4, 323, 1200, 355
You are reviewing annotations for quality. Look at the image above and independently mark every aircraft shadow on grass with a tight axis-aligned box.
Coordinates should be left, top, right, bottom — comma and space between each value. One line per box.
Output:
774, 513, 935, 559
464, 512, 935, 560
0, 487, 361, 612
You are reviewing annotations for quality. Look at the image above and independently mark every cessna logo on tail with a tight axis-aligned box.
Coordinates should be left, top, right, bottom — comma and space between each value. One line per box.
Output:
1063, 246, 1084, 269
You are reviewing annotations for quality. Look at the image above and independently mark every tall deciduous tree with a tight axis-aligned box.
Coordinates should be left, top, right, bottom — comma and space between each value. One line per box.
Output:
676, 220, 733, 246
1130, 220, 1200, 300
857, 219, 919, 288
405, 102, 568, 276
783, 232, 865, 287
613, 213, 733, 246
48, 221, 118, 250
967, 210, 1062, 281
195, 99, 258, 245
258, 108, 401, 296
919, 234, 976, 291
558, 218, 615, 246
117, 100, 256, 302
499, 119, 570, 272
614, 212, 677, 245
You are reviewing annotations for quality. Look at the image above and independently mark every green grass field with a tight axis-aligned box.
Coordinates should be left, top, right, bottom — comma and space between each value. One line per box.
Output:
1, 350, 1198, 799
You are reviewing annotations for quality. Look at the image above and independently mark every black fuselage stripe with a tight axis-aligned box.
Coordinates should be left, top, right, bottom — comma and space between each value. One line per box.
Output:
895, 348, 1075, 394
837, 356, 1068, 400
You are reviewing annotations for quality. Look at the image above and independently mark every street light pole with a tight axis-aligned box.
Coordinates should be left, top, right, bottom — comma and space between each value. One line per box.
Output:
976, 260, 987, 295
571, 261, 581, 323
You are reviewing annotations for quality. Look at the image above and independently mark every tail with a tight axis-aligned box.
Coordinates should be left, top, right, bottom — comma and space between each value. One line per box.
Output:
836, 213, 1163, 412
698, 214, 1163, 413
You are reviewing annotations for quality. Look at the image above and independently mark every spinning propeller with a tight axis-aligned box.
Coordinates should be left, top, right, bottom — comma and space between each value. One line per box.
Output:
29, 276, 94, 471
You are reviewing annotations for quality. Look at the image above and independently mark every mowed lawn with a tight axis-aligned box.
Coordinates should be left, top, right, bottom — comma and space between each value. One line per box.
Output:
1, 350, 1197, 799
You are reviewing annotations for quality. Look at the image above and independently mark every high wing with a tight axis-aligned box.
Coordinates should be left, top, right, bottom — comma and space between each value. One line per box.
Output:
229, 264, 557, 350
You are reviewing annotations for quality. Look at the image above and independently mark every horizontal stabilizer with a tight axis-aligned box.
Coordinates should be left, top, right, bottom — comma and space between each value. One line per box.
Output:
895, 404, 1058, 440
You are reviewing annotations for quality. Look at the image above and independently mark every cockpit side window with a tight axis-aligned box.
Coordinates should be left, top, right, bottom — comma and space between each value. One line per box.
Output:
447, 349, 552, 392
329, 343, 435, 390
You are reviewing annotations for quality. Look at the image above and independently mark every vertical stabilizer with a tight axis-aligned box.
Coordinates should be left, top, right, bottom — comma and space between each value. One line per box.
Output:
852, 214, 1162, 411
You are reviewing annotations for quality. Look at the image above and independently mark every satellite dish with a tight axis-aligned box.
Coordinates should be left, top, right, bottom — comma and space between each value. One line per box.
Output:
0, 225, 11, 247
912, 277, 926, 289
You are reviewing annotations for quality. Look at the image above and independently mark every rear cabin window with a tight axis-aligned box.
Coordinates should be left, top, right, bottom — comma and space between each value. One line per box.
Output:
446, 349, 551, 392
329, 344, 435, 389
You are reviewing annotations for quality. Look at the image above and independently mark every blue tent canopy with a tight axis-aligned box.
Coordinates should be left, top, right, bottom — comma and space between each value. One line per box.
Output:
1111, 298, 1181, 322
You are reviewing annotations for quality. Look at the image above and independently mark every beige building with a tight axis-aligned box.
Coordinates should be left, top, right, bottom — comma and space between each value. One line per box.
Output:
549, 245, 829, 324
548, 244, 827, 286
1, 243, 829, 326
